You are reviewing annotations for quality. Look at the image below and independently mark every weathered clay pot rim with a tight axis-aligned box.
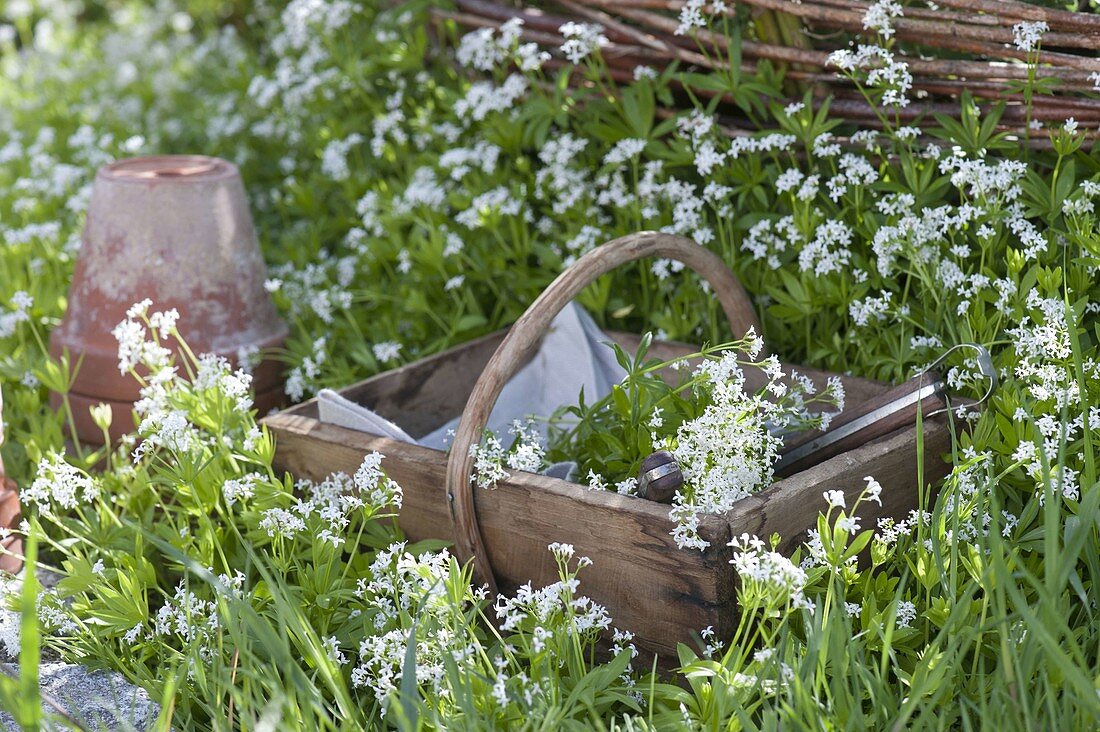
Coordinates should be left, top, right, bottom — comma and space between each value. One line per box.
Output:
99, 155, 237, 184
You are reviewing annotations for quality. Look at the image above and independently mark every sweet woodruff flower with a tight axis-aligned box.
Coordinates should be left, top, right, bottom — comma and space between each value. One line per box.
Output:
350, 543, 461, 711
827, 44, 912, 108
371, 341, 401, 363
558, 22, 607, 64
25, 452, 100, 510
222, 472, 261, 507
0, 291, 32, 338
667, 336, 843, 550
862, 0, 902, 38
674, 0, 727, 35
1012, 20, 1048, 53
728, 533, 812, 610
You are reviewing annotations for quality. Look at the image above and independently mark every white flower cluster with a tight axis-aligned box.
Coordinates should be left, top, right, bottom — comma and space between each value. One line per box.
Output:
1003, 293, 1099, 502
0, 605, 18, 658
862, 0, 903, 39
603, 137, 647, 166
222, 472, 261, 507
455, 74, 529, 123
110, 302, 272, 460
505, 420, 545, 473
38, 595, 79, 636
728, 533, 813, 611
741, 216, 801, 270
669, 335, 844, 550
675, 0, 728, 36
25, 452, 100, 511
494, 571, 611, 636
456, 18, 548, 74
849, 290, 893, 327
353, 450, 403, 510
455, 185, 525, 229
194, 353, 254, 412
261, 451, 402, 547
558, 22, 607, 64
372, 341, 402, 363
283, 335, 328, 401
0, 291, 32, 339
1012, 21, 1048, 53
828, 44, 912, 108
257, 507, 306, 539
493, 545, 633, 697
801, 476, 883, 570
470, 421, 547, 489
350, 542, 464, 712
535, 133, 591, 216
439, 140, 502, 181
112, 299, 173, 375
320, 133, 363, 181
875, 508, 932, 547
469, 433, 510, 489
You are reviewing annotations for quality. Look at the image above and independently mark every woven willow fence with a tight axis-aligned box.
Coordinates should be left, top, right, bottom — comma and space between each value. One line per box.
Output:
436, 0, 1100, 145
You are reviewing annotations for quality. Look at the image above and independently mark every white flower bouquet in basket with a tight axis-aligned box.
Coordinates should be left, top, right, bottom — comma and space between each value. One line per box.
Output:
479, 330, 845, 551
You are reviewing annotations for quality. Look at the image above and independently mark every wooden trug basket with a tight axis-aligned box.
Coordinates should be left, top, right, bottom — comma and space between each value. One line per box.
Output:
264, 232, 952, 658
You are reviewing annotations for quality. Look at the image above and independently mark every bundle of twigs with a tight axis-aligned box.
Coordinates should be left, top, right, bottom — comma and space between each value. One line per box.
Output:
435, 0, 1100, 144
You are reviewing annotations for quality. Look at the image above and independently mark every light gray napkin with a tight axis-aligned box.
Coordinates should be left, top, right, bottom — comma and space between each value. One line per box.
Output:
317, 303, 626, 462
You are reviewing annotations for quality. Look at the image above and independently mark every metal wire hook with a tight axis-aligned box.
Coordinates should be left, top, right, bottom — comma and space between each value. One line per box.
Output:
921, 343, 998, 419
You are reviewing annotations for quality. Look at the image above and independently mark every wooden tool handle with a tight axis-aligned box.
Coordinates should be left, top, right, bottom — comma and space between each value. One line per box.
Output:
774, 370, 948, 478
444, 232, 762, 595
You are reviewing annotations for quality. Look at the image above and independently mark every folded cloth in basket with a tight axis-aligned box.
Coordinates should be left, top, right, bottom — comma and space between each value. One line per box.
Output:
317, 303, 626, 462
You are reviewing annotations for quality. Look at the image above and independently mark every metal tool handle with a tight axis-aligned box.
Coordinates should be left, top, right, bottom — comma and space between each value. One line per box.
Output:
774, 343, 996, 477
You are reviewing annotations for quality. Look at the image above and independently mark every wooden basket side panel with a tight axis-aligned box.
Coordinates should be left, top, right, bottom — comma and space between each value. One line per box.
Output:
724, 420, 955, 553
265, 415, 734, 658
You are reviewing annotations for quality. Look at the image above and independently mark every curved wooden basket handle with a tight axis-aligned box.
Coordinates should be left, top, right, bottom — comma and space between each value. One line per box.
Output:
444, 231, 762, 595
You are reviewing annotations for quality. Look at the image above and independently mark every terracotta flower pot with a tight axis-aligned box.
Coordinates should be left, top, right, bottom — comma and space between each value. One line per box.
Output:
49, 155, 288, 444
0, 391, 22, 574
0, 475, 22, 575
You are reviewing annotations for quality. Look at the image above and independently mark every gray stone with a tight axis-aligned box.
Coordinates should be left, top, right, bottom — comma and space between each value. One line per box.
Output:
0, 662, 159, 731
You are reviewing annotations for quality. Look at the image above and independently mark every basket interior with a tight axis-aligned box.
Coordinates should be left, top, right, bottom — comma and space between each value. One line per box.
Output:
280, 330, 887, 442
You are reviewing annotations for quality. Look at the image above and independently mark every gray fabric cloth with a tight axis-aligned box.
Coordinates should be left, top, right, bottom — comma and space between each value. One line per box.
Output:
318, 303, 626, 454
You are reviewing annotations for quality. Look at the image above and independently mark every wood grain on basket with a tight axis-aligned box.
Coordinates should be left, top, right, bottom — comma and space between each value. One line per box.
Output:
436, 0, 1100, 145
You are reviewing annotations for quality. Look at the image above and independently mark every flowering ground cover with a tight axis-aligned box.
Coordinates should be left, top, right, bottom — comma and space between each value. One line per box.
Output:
1, 0, 1100, 729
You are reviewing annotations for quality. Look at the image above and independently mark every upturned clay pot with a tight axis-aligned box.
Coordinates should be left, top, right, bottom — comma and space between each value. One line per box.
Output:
49, 155, 288, 444
0, 475, 22, 574
0, 391, 23, 574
